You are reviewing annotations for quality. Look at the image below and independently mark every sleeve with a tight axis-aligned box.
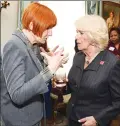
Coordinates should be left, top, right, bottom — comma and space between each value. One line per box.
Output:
94, 60, 120, 125
2, 41, 52, 105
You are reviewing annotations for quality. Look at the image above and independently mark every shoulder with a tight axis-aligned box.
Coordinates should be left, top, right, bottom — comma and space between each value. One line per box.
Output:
103, 50, 119, 71
71, 51, 84, 67
114, 60, 120, 70
107, 41, 114, 47
74, 51, 83, 58
3, 32, 27, 56
106, 17, 110, 22
73, 51, 84, 61
110, 59, 120, 83
2, 36, 27, 60
105, 50, 118, 63
3, 40, 20, 54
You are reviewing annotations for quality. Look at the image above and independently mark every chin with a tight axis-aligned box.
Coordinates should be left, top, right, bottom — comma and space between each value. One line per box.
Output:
39, 40, 46, 44
78, 46, 82, 50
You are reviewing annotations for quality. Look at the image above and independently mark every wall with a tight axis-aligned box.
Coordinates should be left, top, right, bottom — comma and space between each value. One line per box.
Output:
1, 1, 19, 53
1, 1, 33, 54
40, 1, 85, 75
112, 0, 120, 3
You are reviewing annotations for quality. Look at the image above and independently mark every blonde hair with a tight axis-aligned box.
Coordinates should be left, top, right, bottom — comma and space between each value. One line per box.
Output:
75, 15, 109, 51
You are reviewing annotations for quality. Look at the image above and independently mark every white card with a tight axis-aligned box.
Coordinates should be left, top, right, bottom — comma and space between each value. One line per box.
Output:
109, 47, 115, 51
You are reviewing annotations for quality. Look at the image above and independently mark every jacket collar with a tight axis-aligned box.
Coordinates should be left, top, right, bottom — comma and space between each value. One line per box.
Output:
12, 29, 43, 71
12, 29, 31, 47
75, 52, 85, 71
75, 50, 107, 71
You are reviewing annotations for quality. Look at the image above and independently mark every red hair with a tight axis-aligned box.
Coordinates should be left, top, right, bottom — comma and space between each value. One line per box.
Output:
22, 2, 57, 37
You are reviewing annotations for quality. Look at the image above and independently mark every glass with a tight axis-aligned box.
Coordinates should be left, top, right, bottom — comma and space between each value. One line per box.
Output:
54, 67, 66, 87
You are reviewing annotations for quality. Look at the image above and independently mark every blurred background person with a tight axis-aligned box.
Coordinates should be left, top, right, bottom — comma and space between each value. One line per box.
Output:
107, 27, 120, 59
67, 15, 120, 126
106, 11, 115, 32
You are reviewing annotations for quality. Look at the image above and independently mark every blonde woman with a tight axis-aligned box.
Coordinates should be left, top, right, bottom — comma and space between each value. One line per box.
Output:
67, 15, 120, 126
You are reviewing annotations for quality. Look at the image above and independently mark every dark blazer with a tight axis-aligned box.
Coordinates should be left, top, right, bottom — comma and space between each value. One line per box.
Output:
67, 50, 120, 126
1, 30, 53, 126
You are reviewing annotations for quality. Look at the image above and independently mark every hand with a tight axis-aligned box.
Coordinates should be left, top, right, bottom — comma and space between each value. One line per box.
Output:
78, 116, 97, 126
62, 53, 69, 64
40, 47, 68, 74
40, 45, 59, 56
40, 46, 69, 65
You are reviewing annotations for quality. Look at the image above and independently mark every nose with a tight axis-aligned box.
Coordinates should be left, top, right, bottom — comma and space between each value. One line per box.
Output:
111, 36, 116, 40
75, 33, 80, 40
47, 29, 52, 36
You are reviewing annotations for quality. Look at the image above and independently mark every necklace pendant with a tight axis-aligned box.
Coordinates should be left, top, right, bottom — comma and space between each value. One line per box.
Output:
86, 60, 89, 64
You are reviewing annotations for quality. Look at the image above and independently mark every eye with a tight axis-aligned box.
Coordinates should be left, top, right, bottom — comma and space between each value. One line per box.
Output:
76, 30, 85, 35
79, 31, 84, 35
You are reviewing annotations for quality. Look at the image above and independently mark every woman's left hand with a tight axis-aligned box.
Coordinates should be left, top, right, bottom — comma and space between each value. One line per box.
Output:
78, 116, 97, 126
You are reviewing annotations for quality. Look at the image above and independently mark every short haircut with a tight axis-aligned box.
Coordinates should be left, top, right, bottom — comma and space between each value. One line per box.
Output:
75, 15, 109, 51
22, 2, 57, 37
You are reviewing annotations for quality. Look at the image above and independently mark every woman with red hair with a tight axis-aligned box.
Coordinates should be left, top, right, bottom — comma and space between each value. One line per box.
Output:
1, 2, 68, 126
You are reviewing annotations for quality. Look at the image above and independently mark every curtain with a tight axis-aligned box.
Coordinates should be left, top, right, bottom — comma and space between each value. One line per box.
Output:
17, 1, 33, 29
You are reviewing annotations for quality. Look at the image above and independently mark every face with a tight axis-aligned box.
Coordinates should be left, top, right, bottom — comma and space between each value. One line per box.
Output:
109, 12, 114, 18
75, 30, 91, 51
110, 30, 119, 44
29, 22, 52, 44
35, 29, 52, 44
